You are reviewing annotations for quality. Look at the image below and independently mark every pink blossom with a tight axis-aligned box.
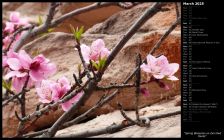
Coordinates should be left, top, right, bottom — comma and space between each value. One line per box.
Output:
51, 77, 71, 101
10, 12, 20, 23
3, 50, 56, 93
29, 54, 57, 82
61, 91, 84, 111
4, 22, 15, 33
3, 36, 11, 50
141, 54, 179, 81
36, 80, 54, 103
51, 77, 83, 111
2, 49, 20, 68
81, 39, 110, 64
9, 12, 28, 26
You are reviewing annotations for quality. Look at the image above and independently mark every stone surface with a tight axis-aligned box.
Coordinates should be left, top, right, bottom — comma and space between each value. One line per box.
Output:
56, 97, 181, 138
2, 2, 124, 32
2, 2, 181, 137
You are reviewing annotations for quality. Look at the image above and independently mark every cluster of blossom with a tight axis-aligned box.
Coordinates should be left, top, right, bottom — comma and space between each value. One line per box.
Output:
141, 54, 179, 81
3, 12, 29, 50
36, 77, 84, 111
3, 49, 57, 93
140, 54, 179, 96
80, 39, 111, 64
3, 49, 83, 111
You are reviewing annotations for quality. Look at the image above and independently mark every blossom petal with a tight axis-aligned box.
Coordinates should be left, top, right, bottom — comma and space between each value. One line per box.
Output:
153, 74, 165, 79
61, 91, 83, 111
18, 50, 32, 69
140, 63, 152, 73
58, 77, 70, 87
80, 44, 91, 63
69, 91, 83, 103
167, 75, 179, 81
4, 71, 20, 79
146, 54, 157, 65
61, 101, 72, 111
155, 55, 169, 67
7, 58, 21, 70
12, 77, 26, 93
168, 63, 179, 75
29, 70, 44, 81
10, 12, 20, 23
40, 63, 56, 75
4, 22, 15, 33
91, 39, 105, 51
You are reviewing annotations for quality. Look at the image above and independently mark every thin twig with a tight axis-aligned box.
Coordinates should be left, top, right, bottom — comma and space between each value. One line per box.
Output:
117, 103, 138, 124
135, 54, 141, 121
73, 73, 81, 87
149, 16, 181, 54
175, 3, 180, 19
117, 2, 139, 9
45, 3, 60, 26
2, 90, 24, 107
56, 109, 181, 138
96, 83, 135, 90
118, 102, 149, 127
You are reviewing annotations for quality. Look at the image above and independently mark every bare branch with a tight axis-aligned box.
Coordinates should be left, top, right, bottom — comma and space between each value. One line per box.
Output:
56, 109, 180, 138
117, 2, 140, 9
96, 83, 135, 90
135, 54, 141, 121
45, 3, 60, 26
149, 16, 181, 55
175, 3, 180, 19
117, 103, 139, 125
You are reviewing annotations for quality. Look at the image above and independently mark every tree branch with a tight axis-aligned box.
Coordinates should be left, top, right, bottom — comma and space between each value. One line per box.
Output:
135, 54, 141, 121
175, 3, 180, 19
56, 109, 181, 138
45, 3, 60, 26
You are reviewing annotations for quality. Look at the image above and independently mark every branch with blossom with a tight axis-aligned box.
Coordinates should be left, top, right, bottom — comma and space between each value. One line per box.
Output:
2, 2, 181, 138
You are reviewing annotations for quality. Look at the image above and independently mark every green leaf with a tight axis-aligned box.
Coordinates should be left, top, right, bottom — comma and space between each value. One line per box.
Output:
70, 25, 84, 41
98, 57, 106, 70
38, 15, 43, 26
2, 79, 11, 91
48, 28, 54, 33
91, 60, 100, 70
32, 48, 40, 56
